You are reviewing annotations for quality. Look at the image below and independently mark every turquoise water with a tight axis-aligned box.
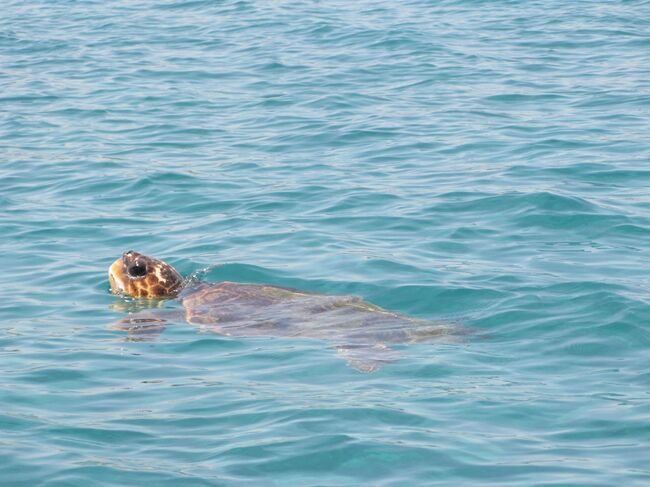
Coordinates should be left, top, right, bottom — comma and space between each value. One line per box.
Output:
2, 0, 650, 484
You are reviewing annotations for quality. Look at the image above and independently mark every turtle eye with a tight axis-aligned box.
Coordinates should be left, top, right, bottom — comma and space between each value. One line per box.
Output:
128, 264, 147, 277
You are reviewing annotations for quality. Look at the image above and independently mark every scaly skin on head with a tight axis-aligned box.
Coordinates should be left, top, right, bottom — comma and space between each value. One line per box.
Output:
108, 251, 185, 298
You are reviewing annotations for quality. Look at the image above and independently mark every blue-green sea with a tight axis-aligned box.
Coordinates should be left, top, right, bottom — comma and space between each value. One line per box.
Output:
3, 1, 650, 485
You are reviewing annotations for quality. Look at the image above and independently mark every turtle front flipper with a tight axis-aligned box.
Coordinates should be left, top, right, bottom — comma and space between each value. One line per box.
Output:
335, 343, 402, 373
109, 310, 185, 341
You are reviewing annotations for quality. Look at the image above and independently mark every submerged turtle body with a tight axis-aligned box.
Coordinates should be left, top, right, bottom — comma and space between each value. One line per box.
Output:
178, 281, 450, 344
109, 251, 459, 371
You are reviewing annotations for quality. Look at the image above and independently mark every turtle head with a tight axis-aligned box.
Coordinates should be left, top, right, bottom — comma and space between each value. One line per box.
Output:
108, 251, 184, 299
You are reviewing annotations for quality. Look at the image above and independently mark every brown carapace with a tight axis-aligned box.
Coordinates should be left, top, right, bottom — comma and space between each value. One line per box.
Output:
108, 250, 185, 298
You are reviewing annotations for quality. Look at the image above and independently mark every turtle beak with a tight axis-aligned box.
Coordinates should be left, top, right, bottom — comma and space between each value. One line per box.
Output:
108, 258, 126, 294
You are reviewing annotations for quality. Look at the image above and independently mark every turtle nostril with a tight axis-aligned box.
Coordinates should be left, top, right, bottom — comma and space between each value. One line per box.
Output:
123, 250, 141, 263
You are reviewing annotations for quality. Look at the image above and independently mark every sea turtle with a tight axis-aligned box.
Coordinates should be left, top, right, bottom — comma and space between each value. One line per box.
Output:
109, 251, 459, 371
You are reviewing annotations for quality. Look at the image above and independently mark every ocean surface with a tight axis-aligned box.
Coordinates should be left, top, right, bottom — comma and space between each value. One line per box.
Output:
2, 1, 650, 485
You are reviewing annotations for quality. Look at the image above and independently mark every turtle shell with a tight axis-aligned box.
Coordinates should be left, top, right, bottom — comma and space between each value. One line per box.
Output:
178, 281, 452, 345
116, 281, 459, 372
